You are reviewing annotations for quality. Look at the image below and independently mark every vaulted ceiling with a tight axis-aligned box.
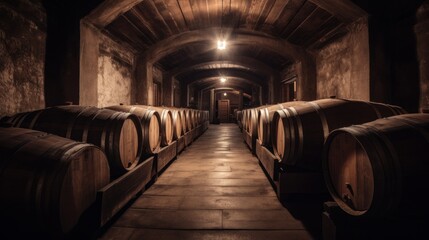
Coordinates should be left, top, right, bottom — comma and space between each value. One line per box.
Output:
97, 0, 366, 96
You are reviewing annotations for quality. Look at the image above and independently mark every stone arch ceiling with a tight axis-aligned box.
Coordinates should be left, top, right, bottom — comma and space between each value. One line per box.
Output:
90, 0, 366, 91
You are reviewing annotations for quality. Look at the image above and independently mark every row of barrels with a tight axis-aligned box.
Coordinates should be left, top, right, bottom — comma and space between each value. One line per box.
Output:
0, 105, 209, 236
237, 99, 429, 218
2, 105, 209, 176
238, 98, 406, 170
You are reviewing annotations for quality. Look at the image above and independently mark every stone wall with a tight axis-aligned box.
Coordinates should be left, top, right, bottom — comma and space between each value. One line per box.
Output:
97, 33, 135, 108
0, 0, 46, 116
316, 18, 370, 101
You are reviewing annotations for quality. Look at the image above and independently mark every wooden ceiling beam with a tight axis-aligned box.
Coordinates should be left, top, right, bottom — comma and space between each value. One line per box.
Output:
85, 0, 143, 28
181, 68, 268, 87
168, 56, 276, 79
141, 28, 308, 64
190, 76, 259, 87
308, 0, 367, 22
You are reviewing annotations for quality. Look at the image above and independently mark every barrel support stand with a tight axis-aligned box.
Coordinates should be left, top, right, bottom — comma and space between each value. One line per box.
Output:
255, 140, 279, 182
203, 121, 209, 131
156, 141, 178, 175
275, 167, 327, 202
195, 125, 203, 139
185, 128, 195, 146
96, 156, 155, 228
242, 130, 256, 154
177, 136, 186, 154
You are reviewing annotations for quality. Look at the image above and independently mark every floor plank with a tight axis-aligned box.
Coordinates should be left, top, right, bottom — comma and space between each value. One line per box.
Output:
223, 210, 306, 229
132, 196, 284, 210
144, 185, 276, 196
155, 178, 271, 186
114, 209, 223, 229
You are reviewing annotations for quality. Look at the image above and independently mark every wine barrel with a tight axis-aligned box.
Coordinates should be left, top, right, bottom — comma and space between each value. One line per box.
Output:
105, 105, 161, 154
0, 115, 12, 127
184, 108, 193, 131
166, 108, 183, 139
257, 101, 305, 147
196, 110, 203, 126
241, 109, 249, 131
179, 108, 188, 132
323, 113, 429, 217
163, 107, 186, 137
133, 105, 174, 146
179, 108, 188, 133
5, 110, 43, 129
0, 115, 9, 123
271, 98, 406, 170
0, 127, 110, 234
8, 106, 143, 177
247, 106, 266, 137
189, 109, 197, 129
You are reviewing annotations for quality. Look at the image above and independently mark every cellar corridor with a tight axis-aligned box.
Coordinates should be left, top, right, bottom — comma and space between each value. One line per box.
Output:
99, 124, 320, 240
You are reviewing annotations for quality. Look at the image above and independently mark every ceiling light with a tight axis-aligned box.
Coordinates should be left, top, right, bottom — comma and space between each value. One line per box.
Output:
220, 77, 226, 83
224, 93, 227, 96
217, 40, 226, 50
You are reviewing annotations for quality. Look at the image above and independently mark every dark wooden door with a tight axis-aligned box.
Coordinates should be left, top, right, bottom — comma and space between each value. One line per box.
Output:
282, 81, 296, 102
217, 100, 229, 123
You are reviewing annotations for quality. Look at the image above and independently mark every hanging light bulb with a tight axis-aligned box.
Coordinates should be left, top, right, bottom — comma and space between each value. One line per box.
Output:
217, 40, 226, 50
224, 92, 227, 96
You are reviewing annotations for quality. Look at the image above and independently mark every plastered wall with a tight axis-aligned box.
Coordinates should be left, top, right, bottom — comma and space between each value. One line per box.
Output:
316, 18, 370, 101
97, 33, 135, 108
0, 0, 46, 116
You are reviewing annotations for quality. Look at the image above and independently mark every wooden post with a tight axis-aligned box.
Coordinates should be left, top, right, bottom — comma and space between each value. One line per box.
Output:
210, 89, 215, 123
163, 72, 174, 107
238, 91, 243, 110
79, 22, 99, 106
135, 58, 153, 105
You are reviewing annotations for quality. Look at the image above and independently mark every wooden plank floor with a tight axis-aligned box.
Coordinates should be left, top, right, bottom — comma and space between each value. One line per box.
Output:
99, 124, 320, 240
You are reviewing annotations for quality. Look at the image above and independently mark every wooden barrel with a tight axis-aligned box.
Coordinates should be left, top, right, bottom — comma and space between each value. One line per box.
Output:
184, 108, 193, 131
271, 98, 406, 171
189, 109, 197, 129
0, 127, 110, 234
323, 113, 429, 217
247, 106, 265, 137
243, 108, 250, 132
7, 106, 143, 177
6, 110, 43, 129
0, 115, 12, 127
0, 115, 9, 123
257, 101, 305, 147
105, 105, 161, 154
241, 109, 249, 131
163, 107, 186, 137
134, 106, 174, 146
179, 109, 188, 133
164, 107, 183, 139
179, 108, 188, 132
195, 110, 201, 126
